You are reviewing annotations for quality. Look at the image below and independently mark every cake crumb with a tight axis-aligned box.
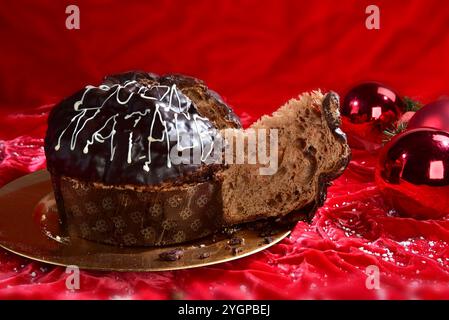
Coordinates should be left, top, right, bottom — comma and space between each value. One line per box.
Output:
263, 236, 274, 244
159, 248, 184, 261
232, 247, 243, 256
198, 252, 211, 259
228, 237, 245, 246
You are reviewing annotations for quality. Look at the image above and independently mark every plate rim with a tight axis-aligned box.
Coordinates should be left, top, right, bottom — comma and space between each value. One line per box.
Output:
0, 170, 292, 272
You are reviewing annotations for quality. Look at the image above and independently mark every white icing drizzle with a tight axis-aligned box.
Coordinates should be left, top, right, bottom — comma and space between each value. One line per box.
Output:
82, 114, 118, 162
174, 112, 196, 152
55, 79, 216, 172
142, 102, 172, 171
127, 132, 133, 164
193, 114, 215, 161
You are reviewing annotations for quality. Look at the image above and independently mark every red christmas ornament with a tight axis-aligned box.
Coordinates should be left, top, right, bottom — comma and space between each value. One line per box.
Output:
407, 99, 449, 132
341, 82, 406, 150
375, 128, 449, 219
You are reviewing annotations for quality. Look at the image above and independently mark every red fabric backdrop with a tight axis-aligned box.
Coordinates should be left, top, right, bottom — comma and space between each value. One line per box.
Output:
1, 0, 449, 299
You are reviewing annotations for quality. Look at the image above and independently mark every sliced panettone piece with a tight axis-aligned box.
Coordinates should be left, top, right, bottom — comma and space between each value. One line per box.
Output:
45, 68, 350, 247
219, 91, 351, 225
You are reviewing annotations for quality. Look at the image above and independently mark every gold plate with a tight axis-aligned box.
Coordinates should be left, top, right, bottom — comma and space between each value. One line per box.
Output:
0, 170, 291, 272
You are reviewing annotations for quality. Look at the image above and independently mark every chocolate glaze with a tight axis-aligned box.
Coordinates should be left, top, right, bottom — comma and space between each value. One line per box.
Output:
45, 72, 241, 186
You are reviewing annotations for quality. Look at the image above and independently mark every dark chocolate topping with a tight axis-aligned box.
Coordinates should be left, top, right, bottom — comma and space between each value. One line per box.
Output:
45, 72, 241, 185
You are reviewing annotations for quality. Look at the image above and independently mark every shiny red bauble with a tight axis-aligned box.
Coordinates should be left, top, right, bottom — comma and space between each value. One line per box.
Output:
341, 82, 406, 150
375, 128, 449, 219
407, 99, 449, 132
342, 82, 405, 124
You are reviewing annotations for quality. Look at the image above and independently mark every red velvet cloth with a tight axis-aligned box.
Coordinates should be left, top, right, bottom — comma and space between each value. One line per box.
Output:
1, 0, 449, 299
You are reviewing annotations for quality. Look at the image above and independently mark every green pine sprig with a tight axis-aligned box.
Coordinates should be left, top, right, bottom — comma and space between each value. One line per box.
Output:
383, 121, 408, 143
403, 96, 423, 112
382, 96, 423, 143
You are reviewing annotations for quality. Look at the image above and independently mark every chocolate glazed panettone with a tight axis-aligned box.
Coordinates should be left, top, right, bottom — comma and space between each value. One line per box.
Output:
45, 71, 241, 246
45, 71, 350, 246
